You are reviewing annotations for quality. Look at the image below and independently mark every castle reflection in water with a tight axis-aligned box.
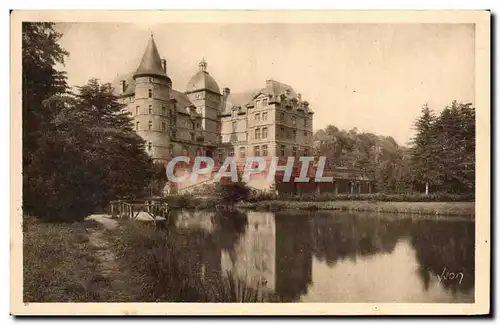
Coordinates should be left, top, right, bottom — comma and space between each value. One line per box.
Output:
169, 210, 475, 303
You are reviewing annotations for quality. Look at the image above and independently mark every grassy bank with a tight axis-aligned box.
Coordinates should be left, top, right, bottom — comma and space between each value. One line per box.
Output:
23, 216, 113, 302
158, 193, 475, 216
237, 200, 475, 217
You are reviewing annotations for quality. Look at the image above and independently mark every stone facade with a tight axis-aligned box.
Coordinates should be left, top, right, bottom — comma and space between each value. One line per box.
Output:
114, 35, 314, 164
114, 35, 375, 193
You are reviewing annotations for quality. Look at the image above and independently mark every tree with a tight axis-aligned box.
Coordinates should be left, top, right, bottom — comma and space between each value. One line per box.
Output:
22, 23, 68, 168
313, 124, 410, 193
432, 101, 475, 193
409, 104, 437, 195
215, 171, 250, 205
24, 78, 155, 221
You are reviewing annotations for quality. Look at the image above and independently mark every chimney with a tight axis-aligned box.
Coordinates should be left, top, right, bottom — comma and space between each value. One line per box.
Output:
298, 93, 302, 101
161, 59, 167, 73
120, 80, 127, 93
223, 87, 230, 96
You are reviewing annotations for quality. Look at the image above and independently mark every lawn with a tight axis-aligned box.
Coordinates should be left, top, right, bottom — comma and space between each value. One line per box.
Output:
23, 216, 112, 302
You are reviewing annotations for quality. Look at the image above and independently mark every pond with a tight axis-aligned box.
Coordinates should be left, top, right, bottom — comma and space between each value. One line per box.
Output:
166, 209, 475, 303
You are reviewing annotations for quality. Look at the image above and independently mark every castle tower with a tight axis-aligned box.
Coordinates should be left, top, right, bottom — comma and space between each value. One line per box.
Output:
133, 34, 172, 162
185, 58, 222, 157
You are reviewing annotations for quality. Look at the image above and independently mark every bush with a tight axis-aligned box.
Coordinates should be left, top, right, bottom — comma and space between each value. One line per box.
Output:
214, 176, 251, 205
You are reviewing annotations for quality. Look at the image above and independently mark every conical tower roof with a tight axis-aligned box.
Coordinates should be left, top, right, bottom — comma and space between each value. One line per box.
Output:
133, 34, 169, 80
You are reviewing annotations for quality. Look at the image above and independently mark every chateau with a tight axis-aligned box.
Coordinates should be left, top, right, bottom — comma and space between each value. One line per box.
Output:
115, 35, 314, 163
114, 35, 374, 194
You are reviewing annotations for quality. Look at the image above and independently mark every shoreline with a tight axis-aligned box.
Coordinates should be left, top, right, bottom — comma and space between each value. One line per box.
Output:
236, 200, 475, 217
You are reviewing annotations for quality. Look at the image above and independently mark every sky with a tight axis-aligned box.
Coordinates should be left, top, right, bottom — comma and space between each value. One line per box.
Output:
54, 22, 475, 146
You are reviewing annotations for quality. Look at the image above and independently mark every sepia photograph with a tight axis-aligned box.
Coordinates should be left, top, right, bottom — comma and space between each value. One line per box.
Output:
10, 10, 490, 315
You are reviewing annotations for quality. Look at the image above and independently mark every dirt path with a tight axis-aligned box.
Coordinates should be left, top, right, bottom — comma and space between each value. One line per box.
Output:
85, 214, 137, 301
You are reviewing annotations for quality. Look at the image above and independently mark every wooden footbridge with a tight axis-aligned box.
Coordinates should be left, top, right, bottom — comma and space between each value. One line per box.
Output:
109, 199, 170, 225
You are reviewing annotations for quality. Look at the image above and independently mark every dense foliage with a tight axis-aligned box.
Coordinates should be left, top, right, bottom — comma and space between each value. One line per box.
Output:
410, 101, 475, 194
214, 172, 251, 205
22, 23, 154, 221
313, 101, 475, 195
313, 126, 411, 193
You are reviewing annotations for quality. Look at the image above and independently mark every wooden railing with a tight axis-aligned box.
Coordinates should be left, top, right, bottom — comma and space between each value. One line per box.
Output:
109, 200, 170, 225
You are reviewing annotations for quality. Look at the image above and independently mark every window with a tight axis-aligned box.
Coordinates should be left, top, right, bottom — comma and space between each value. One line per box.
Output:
217, 150, 223, 162
192, 122, 196, 129
162, 122, 166, 131
229, 149, 235, 157
263, 98, 268, 106
148, 121, 152, 130
304, 148, 309, 156
280, 145, 286, 156
255, 113, 260, 121
172, 130, 177, 138
255, 100, 260, 107
162, 105, 166, 116
255, 128, 261, 140
293, 130, 296, 138
280, 112, 285, 121
148, 89, 152, 98
148, 142, 152, 151
304, 119, 308, 127
239, 147, 246, 159
262, 127, 268, 139
254, 146, 260, 157
292, 116, 296, 125
136, 105, 140, 115
232, 121, 237, 131
304, 131, 308, 137
191, 133, 195, 141
262, 112, 268, 121
197, 122, 201, 129
148, 105, 153, 114
136, 121, 139, 131
280, 127, 284, 138
262, 145, 268, 157
292, 146, 297, 157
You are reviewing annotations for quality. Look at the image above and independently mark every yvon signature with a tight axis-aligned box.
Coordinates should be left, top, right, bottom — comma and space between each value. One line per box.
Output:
437, 267, 464, 285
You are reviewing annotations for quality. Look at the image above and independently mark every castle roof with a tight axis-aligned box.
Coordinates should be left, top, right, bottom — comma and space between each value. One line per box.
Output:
256, 79, 298, 100
133, 34, 169, 81
185, 59, 221, 95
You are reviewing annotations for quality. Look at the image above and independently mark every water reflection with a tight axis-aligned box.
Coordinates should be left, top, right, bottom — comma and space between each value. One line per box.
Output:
167, 210, 475, 303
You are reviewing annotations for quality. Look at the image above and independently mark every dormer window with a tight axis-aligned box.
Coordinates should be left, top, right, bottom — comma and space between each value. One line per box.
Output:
262, 98, 268, 106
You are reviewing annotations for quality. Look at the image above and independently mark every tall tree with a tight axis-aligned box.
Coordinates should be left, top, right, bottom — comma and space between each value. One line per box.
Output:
22, 22, 68, 167
410, 104, 437, 195
24, 76, 155, 220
